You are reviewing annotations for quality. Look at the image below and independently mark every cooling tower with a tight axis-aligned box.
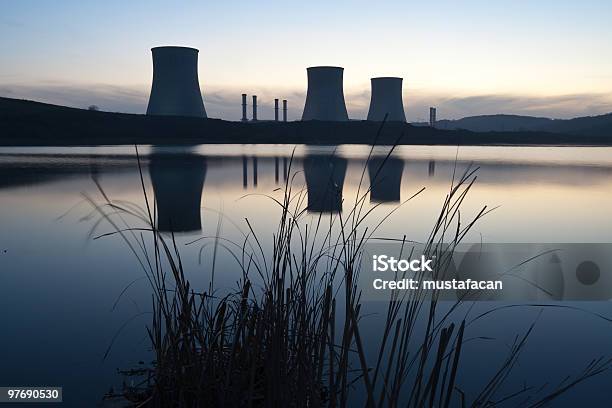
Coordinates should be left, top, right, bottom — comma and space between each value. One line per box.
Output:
367, 77, 406, 122
146, 46, 207, 117
301, 66, 349, 121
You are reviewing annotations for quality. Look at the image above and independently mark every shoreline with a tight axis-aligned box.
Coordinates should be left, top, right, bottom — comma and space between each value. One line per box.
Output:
2, 96, 612, 147
1, 142, 610, 148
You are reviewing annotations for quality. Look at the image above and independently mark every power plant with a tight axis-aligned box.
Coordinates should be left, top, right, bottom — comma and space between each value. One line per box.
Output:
367, 77, 406, 122
144, 47, 415, 123
302, 66, 349, 121
146, 46, 207, 118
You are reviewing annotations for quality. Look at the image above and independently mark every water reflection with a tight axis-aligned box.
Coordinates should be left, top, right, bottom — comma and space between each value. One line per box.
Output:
0, 153, 137, 189
149, 151, 206, 233
3, 145, 612, 406
428, 160, 435, 177
3, 149, 612, 193
368, 157, 404, 203
303, 154, 347, 213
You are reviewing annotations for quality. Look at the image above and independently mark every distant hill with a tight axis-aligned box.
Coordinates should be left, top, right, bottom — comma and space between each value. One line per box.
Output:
541, 113, 612, 137
437, 115, 553, 132
412, 113, 612, 137
1, 96, 612, 146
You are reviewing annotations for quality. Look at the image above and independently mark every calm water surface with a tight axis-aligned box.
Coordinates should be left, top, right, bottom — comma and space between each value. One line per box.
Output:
1, 144, 612, 406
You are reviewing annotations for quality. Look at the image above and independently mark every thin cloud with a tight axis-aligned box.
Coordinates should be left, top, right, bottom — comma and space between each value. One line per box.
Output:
0, 83, 148, 114
413, 93, 612, 120
1, 82, 611, 121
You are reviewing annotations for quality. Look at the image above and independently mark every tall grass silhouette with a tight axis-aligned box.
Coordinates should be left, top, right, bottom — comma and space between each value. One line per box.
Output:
90, 141, 610, 407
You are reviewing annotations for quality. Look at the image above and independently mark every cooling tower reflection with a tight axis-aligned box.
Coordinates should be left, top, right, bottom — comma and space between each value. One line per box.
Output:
149, 151, 206, 233
303, 154, 347, 213
368, 156, 404, 203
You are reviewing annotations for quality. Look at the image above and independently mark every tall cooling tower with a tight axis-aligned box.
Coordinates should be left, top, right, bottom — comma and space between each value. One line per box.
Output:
146, 46, 207, 117
367, 77, 406, 122
301, 66, 349, 121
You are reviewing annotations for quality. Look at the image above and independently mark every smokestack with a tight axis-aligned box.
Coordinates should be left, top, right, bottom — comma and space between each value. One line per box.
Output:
146, 46, 207, 117
367, 77, 406, 122
283, 99, 288, 122
252, 95, 258, 121
429, 107, 437, 128
302, 66, 349, 121
241, 94, 248, 121
274, 98, 279, 121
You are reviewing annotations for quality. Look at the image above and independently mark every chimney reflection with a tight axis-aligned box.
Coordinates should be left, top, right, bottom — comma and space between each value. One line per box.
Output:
428, 160, 435, 177
149, 151, 206, 233
368, 157, 404, 203
283, 157, 288, 181
275, 157, 280, 184
304, 154, 347, 213
242, 156, 248, 188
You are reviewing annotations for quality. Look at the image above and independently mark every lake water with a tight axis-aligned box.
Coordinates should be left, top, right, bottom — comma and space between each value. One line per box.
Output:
1, 144, 612, 406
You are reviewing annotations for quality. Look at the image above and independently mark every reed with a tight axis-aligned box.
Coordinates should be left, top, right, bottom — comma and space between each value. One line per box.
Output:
91, 142, 610, 407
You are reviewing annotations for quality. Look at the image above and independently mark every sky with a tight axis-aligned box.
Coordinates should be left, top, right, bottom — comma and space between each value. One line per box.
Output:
1, 0, 612, 121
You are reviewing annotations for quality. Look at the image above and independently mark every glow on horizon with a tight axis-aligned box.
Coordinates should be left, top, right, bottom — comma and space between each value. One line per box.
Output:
1, 0, 612, 119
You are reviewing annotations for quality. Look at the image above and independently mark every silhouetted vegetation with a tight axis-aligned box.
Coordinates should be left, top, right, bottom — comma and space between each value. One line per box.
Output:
3, 97, 612, 146
89, 142, 611, 407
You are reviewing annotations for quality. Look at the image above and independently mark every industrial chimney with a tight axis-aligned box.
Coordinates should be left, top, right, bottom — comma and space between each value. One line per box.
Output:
282, 99, 288, 122
241, 94, 248, 121
274, 99, 279, 121
301, 66, 349, 121
367, 77, 406, 122
252, 95, 258, 121
146, 46, 207, 117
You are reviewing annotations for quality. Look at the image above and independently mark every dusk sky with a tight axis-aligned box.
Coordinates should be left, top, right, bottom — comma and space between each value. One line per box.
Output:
2, 0, 612, 121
